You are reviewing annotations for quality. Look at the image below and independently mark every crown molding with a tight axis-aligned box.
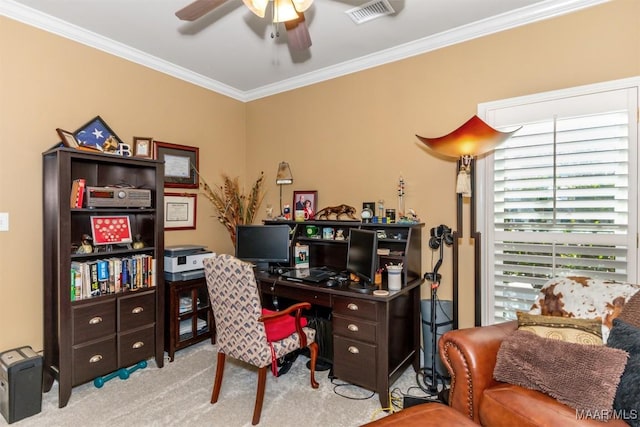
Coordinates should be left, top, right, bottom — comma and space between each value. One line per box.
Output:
1, 0, 608, 103
0, 0, 246, 101
243, 0, 608, 101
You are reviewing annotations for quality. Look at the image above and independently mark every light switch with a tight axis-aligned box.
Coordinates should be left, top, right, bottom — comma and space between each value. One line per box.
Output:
0, 212, 8, 231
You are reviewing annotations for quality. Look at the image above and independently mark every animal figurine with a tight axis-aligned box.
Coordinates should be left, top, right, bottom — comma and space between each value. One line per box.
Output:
101, 135, 120, 153
76, 234, 94, 254
132, 234, 145, 249
314, 204, 357, 220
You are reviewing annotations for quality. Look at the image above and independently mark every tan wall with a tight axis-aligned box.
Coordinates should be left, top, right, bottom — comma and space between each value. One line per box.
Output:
1, 0, 638, 351
0, 17, 245, 351
245, 0, 640, 327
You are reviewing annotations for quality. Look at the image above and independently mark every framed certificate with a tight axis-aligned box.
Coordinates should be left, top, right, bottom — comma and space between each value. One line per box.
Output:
154, 141, 199, 188
164, 193, 197, 230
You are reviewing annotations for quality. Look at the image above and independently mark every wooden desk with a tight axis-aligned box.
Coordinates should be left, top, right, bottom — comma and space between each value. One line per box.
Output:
256, 272, 422, 408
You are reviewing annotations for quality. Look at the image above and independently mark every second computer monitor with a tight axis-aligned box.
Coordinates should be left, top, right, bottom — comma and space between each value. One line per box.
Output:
346, 228, 378, 293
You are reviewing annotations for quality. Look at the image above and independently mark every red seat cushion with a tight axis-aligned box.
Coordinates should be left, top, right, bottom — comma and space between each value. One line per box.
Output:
262, 308, 308, 342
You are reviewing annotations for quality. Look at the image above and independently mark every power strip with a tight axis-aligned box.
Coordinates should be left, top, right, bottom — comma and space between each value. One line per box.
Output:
403, 395, 434, 409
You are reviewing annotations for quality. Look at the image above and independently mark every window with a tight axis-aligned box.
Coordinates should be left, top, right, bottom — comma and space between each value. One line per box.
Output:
478, 78, 639, 324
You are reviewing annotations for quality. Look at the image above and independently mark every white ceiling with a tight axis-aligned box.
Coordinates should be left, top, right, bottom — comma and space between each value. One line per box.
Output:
2, 0, 605, 101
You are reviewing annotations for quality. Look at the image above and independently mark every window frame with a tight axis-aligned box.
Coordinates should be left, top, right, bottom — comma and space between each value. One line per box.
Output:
477, 76, 640, 326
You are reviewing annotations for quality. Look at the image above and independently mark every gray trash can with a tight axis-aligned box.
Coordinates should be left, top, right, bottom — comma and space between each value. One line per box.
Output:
0, 346, 43, 424
421, 299, 453, 378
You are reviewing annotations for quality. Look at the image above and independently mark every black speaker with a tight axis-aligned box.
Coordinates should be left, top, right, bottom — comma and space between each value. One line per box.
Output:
429, 224, 453, 249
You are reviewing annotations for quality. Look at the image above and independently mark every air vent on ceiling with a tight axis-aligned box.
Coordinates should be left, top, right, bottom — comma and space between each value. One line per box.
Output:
345, 0, 395, 25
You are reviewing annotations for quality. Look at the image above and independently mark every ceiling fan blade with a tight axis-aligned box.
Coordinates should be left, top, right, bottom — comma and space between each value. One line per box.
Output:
175, 0, 229, 21
285, 12, 312, 50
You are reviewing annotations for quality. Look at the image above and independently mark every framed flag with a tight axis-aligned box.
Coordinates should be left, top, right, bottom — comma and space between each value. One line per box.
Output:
74, 116, 123, 153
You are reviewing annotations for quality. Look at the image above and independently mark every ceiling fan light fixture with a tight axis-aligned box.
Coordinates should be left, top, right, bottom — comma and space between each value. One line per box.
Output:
292, 0, 313, 13
272, 0, 301, 23
243, 0, 269, 18
285, 13, 312, 50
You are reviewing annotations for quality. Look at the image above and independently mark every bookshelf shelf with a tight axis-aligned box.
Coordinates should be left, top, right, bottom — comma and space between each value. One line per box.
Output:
42, 148, 165, 408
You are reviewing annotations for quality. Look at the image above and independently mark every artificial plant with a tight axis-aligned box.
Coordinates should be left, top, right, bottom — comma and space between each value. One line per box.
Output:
200, 172, 265, 246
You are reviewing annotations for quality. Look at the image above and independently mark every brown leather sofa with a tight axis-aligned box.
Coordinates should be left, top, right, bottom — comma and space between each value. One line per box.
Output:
438, 321, 628, 426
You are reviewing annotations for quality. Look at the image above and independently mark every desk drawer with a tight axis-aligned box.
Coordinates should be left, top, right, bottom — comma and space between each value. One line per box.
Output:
73, 299, 116, 344
260, 282, 331, 307
333, 314, 376, 344
118, 291, 156, 331
333, 297, 377, 321
333, 335, 377, 390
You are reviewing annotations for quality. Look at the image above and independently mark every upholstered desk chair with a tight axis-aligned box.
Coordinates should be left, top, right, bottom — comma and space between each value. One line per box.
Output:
203, 254, 319, 425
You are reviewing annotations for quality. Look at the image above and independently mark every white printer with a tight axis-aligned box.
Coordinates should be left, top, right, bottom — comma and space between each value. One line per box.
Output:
164, 245, 213, 281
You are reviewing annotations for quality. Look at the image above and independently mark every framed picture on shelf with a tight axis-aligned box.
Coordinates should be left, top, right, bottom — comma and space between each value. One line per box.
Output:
154, 141, 199, 188
293, 190, 318, 220
133, 137, 153, 158
164, 193, 197, 230
74, 115, 123, 153
56, 128, 80, 148
90, 216, 133, 245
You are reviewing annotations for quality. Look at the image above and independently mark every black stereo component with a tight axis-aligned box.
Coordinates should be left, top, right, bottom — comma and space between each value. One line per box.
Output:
86, 186, 151, 208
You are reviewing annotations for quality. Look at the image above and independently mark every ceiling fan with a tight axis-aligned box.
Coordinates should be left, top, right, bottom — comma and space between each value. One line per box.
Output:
175, 0, 313, 50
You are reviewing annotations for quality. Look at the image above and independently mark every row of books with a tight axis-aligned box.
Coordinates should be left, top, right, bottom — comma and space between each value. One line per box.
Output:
70, 255, 156, 301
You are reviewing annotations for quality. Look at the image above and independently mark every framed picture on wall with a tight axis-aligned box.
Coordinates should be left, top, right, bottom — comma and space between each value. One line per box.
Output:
154, 141, 199, 188
293, 191, 318, 220
164, 193, 197, 230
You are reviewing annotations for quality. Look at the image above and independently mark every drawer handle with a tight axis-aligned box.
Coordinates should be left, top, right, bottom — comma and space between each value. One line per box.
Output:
89, 316, 103, 325
348, 346, 360, 354
132, 306, 144, 314
347, 324, 359, 332
132, 341, 144, 349
89, 354, 103, 363
347, 303, 359, 311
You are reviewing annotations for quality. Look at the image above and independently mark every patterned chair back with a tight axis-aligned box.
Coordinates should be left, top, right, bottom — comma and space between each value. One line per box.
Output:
203, 254, 272, 367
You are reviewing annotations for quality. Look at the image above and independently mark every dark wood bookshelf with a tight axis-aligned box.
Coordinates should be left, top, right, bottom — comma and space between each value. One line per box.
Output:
42, 147, 165, 407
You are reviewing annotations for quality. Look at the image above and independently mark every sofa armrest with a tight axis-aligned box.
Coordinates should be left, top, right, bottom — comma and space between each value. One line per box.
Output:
438, 320, 517, 423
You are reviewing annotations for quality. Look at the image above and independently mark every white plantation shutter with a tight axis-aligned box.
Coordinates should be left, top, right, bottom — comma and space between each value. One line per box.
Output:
479, 80, 639, 324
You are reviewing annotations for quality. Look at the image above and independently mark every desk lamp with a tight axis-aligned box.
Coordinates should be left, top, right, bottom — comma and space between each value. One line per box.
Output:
416, 115, 520, 327
276, 161, 293, 217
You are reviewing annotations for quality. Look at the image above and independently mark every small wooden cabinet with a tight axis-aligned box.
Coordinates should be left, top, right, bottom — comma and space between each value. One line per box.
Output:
165, 278, 215, 361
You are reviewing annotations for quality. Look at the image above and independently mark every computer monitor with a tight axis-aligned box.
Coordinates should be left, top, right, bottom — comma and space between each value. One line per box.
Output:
235, 225, 290, 271
346, 228, 378, 293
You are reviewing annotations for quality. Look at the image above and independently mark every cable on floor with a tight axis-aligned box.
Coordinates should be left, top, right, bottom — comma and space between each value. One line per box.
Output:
330, 377, 376, 401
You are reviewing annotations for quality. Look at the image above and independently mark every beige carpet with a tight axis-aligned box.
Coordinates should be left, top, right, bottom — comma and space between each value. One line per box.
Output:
3, 342, 431, 427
